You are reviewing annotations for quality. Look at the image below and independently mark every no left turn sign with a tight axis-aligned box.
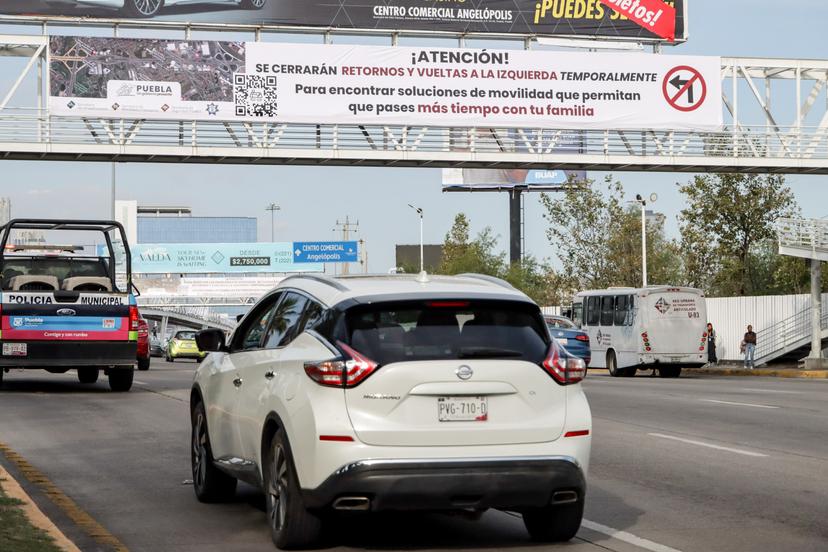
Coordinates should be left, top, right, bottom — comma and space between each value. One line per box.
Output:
662, 65, 707, 112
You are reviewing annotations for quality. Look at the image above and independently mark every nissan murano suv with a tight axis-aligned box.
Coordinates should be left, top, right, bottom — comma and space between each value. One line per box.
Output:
190, 273, 591, 549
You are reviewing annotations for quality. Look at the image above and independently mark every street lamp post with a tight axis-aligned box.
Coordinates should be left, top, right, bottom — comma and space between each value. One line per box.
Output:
630, 193, 657, 288
265, 203, 280, 242
407, 204, 424, 273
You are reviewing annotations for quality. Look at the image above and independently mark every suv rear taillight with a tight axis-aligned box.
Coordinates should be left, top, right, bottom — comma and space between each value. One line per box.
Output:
129, 306, 140, 331
542, 342, 586, 385
304, 341, 378, 388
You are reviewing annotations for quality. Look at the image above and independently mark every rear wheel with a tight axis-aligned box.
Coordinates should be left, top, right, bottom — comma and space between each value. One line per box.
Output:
122, 0, 163, 17
266, 428, 323, 549
240, 0, 266, 9
191, 401, 237, 502
607, 351, 621, 377
77, 367, 99, 384
0, 368, 4, 386
108, 367, 134, 392
523, 498, 584, 542
137, 357, 150, 371
659, 366, 682, 378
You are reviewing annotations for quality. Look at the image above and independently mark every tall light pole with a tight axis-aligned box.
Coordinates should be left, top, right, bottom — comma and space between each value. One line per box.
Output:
630, 193, 657, 287
265, 203, 280, 242
407, 204, 424, 273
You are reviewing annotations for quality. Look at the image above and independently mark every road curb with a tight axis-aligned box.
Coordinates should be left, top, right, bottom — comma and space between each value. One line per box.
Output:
0, 462, 82, 552
587, 368, 828, 379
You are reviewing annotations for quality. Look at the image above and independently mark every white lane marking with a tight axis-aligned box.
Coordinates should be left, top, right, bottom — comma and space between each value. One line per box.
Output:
581, 519, 684, 552
648, 432, 768, 458
740, 387, 802, 394
700, 398, 779, 409
134, 380, 148, 386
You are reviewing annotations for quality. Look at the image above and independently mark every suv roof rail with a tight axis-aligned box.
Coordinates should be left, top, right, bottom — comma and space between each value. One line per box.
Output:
457, 273, 517, 291
280, 273, 349, 292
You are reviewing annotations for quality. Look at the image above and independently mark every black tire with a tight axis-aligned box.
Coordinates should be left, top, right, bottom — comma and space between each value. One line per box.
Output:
240, 0, 266, 9
607, 351, 621, 377
166, 354, 174, 363
0, 368, 4, 386
77, 367, 99, 384
191, 401, 237, 503
108, 367, 134, 392
523, 499, 584, 542
659, 366, 682, 378
137, 357, 150, 371
265, 428, 323, 549
122, 0, 163, 18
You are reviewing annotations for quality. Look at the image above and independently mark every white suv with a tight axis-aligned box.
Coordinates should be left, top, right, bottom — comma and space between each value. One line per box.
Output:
190, 273, 591, 549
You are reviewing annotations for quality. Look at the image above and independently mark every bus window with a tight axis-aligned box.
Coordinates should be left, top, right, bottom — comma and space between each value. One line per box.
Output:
600, 296, 614, 326
587, 296, 600, 325
627, 295, 636, 325
573, 302, 583, 327
614, 295, 628, 326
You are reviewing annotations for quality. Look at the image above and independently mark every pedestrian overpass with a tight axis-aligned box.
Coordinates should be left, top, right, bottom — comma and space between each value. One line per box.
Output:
1, 19, 828, 174
139, 306, 235, 340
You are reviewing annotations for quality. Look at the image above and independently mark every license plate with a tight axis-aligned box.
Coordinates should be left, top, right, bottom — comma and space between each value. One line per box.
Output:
557, 338, 569, 345
438, 396, 488, 422
669, 356, 683, 362
2, 343, 27, 357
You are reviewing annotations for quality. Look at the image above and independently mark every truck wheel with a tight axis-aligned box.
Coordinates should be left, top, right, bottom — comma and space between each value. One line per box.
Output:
523, 498, 584, 542
191, 401, 237, 502
607, 351, 621, 377
108, 367, 134, 392
137, 357, 150, 371
659, 366, 682, 378
77, 367, 99, 384
0, 368, 4, 386
266, 428, 323, 549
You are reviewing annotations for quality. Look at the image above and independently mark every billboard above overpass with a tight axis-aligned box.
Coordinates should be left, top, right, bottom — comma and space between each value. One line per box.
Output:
127, 242, 357, 273
3, 1, 686, 42
49, 36, 720, 130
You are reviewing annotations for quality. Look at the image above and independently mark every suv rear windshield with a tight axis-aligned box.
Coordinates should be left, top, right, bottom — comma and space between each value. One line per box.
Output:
341, 300, 549, 365
175, 331, 196, 340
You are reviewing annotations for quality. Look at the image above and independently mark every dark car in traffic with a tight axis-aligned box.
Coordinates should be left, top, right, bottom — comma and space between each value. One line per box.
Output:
545, 315, 591, 367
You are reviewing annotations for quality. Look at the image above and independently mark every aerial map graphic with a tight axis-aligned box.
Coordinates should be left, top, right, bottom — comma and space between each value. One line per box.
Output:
49, 36, 246, 102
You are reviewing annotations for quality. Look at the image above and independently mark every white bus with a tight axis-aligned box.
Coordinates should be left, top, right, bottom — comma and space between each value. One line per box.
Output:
571, 286, 708, 378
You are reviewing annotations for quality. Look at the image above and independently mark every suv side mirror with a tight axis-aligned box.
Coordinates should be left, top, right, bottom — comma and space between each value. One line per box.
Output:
196, 329, 226, 353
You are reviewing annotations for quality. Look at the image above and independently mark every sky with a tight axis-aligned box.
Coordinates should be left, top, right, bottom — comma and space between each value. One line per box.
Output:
1, 1, 827, 274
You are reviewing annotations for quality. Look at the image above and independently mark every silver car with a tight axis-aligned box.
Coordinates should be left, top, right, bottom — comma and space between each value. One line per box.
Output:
47, 0, 266, 18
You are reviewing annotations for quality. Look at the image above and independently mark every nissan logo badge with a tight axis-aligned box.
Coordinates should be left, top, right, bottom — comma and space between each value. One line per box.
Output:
56, 308, 77, 316
456, 365, 473, 381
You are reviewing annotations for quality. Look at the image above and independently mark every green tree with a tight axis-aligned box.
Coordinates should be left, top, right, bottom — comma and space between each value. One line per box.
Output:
540, 175, 680, 290
677, 174, 798, 295
439, 213, 505, 277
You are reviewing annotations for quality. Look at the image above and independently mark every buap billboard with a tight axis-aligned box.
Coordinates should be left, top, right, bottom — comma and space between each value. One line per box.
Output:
49, 36, 721, 130
3, 0, 686, 42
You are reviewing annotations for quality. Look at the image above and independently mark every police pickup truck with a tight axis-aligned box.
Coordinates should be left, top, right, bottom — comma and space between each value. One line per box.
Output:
0, 220, 138, 391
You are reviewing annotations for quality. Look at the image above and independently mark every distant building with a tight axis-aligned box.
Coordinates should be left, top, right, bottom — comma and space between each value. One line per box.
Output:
645, 210, 667, 229
395, 244, 443, 272
135, 205, 257, 244
0, 197, 10, 227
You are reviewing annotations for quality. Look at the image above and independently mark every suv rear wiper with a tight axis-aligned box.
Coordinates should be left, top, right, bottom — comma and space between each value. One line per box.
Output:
458, 347, 523, 359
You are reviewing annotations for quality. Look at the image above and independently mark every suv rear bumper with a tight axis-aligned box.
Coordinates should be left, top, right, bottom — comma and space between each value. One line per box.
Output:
0, 341, 136, 368
301, 455, 585, 512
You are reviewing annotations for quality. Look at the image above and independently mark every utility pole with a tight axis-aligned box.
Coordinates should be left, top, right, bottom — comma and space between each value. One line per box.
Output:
334, 215, 359, 275
265, 203, 280, 242
407, 204, 424, 272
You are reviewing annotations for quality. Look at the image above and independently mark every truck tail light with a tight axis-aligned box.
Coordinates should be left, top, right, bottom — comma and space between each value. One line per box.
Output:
304, 341, 378, 388
541, 341, 586, 385
129, 306, 140, 331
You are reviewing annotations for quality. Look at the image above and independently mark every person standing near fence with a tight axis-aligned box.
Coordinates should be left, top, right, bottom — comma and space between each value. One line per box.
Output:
743, 324, 757, 369
707, 322, 717, 364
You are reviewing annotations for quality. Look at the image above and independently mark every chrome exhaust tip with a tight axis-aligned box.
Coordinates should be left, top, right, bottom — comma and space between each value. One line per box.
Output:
332, 496, 371, 511
551, 490, 579, 504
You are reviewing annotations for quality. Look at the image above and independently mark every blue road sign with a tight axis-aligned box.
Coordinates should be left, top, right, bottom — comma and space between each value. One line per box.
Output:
293, 241, 359, 263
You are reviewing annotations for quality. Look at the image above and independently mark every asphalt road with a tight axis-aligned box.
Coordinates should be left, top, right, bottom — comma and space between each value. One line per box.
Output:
1, 362, 827, 552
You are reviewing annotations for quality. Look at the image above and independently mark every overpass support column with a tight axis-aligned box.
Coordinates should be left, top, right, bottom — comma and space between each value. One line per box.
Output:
805, 259, 828, 369
159, 316, 169, 343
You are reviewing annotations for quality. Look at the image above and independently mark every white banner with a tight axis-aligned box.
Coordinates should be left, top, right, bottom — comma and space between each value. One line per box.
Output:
50, 37, 721, 130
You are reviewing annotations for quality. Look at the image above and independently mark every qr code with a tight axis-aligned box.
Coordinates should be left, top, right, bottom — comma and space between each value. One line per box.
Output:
234, 74, 278, 117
